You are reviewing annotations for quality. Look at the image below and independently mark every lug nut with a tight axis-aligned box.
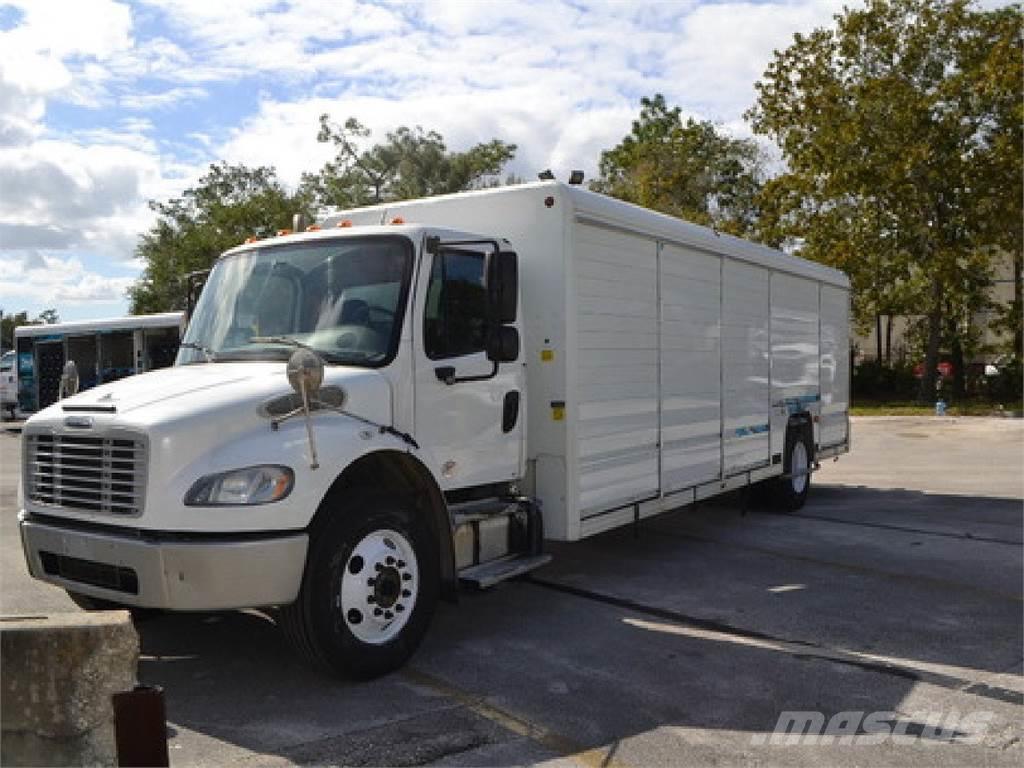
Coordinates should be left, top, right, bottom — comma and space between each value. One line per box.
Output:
384, 611, 393, 620
347, 609, 362, 624
367, 595, 375, 604
386, 556, 395, 566
374, 608, 383, 616
402, 573, 412, 581
401, 589, 411, 598
395, 604, 404, 612
367, 578, 376, 587
397, 560, 406, 568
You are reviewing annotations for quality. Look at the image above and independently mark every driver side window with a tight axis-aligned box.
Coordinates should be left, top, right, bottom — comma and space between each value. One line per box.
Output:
424, 250, 487, 360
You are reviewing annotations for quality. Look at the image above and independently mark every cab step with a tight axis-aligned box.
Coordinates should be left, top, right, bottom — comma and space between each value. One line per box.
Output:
459, 554, 552, 589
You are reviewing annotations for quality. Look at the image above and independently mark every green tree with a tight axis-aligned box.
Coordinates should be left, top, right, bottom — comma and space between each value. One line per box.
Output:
128, 163, 315, 313
1, 309, 57, 350
593, 95, 766, 238
300, 115, 517, 208
748, 0, 1022, 401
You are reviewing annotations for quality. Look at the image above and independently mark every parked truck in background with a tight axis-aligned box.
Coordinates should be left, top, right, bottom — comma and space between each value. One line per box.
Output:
18, 182, 850, 678
13, 313, 183, 416
1, 351, 16, 419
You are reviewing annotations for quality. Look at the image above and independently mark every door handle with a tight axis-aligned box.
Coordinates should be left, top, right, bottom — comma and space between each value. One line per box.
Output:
502, 391, 520, 433
434, 366, 456, 384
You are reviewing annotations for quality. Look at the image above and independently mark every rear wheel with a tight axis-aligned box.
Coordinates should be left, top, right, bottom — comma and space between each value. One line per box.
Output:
280, 489, 438, 679
772, 422, 813, 512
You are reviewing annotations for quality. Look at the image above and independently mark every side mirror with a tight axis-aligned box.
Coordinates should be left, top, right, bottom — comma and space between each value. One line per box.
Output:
486, 251, 517, 324
486, 326, 519, 363
185, 269, 211, 323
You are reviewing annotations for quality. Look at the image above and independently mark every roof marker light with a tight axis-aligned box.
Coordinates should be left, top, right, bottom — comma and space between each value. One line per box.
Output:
276, 229, 292, 236
244, 236, 258, 244
337, 220, 353, 228
306, 224, 321, 231
390, 217, 405, 225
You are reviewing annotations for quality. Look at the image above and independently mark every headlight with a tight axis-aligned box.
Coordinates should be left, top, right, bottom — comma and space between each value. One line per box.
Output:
184, 465, 294, 506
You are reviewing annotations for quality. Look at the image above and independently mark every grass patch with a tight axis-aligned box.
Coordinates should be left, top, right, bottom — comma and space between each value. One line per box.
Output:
851, 401, 1017, 417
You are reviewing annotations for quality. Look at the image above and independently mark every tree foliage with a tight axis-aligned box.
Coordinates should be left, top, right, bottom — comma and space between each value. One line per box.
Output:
128, 163, 315, 314
748, 0, 1022, 400
1, 309, 58, 350
300, 115, 517, 209
593, 95, 766, 238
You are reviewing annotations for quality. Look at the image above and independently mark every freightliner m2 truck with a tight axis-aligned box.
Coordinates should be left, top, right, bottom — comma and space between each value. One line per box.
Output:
19, 182, 850, 678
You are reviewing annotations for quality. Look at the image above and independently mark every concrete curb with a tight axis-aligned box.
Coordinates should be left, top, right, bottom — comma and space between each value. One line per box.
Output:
1, 611, 139, 767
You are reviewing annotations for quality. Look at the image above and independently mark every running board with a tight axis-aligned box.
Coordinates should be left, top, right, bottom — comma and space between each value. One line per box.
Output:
459, 554, 552, 589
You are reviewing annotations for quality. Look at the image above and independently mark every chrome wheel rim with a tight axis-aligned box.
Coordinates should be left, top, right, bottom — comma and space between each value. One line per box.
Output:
791, 441, 809, 495
339, 528, 418, 645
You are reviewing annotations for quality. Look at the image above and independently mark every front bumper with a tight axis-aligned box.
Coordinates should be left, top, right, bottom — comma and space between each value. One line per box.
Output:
19, 515, 308, 611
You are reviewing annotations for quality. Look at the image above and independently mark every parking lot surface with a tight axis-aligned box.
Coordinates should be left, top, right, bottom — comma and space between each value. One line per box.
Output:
2, 416, 1022, 766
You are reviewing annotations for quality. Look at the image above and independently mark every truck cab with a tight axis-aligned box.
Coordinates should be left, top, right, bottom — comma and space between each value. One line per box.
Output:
18, 223, 543, 678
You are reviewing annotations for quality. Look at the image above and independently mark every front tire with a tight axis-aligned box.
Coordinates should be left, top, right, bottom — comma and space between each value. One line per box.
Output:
280, 489, 438, 679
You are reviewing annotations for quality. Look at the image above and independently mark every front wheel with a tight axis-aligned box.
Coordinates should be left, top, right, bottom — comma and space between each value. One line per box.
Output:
280, 489, 438, 679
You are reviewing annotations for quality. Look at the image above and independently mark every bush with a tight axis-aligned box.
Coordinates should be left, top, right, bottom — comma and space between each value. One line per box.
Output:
852, 360, 919, 401
983, 358, 1024, 408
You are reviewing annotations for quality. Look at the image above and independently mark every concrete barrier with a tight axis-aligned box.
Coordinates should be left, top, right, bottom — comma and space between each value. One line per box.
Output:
1, 611, 139, 767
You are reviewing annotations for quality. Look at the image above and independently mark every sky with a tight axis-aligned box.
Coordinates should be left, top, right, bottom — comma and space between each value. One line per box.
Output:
0, 0, 883, 322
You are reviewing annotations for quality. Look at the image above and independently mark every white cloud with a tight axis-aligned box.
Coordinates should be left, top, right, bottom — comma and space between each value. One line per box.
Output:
119, 85, 207, 111
0, 0, 918, 321
0, 251, 135, 306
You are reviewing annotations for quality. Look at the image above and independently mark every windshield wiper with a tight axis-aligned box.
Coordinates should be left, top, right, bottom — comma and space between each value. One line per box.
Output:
178, 341, 218, 362
249, 335, 315, 352
248, 336, 351, 365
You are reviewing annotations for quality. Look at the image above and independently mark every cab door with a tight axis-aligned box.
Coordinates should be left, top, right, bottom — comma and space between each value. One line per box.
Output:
413, 242, 524, 491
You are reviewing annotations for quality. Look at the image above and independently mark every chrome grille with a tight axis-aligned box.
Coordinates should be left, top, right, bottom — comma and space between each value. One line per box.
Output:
25, 431, 147, 517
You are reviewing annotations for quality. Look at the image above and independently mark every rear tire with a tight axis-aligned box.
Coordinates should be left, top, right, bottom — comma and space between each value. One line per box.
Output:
771, 422, 813, 512
279, 488, 438, 679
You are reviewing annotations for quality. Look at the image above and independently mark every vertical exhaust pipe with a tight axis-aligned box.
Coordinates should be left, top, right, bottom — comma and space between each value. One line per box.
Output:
293, 213, 307, 233
112, 685, 170, 767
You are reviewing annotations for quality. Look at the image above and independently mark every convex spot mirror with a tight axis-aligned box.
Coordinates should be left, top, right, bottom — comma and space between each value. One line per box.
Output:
486, 325, 519, 364
286, 348, 324, 398
61, 360, 79, 397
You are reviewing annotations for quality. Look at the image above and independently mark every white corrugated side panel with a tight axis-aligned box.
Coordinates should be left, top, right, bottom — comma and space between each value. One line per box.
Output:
722, 260, 771, 473
660, 243, 722, 492
770, 273, 821, 452
573, 223, 659, 517
820, 285, 850, 448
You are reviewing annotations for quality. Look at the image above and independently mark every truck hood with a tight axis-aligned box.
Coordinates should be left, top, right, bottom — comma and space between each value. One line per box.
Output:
37, 361, 393, 427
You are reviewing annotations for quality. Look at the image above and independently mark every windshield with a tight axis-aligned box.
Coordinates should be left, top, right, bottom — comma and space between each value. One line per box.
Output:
177, 235, 413, 367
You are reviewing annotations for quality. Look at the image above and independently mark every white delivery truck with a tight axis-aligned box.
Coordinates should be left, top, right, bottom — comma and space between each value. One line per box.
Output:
18, 182, 850, 678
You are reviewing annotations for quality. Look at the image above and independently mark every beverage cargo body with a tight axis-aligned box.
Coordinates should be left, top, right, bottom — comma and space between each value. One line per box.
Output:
13, 313, 184, 415
327, 182, 851, 541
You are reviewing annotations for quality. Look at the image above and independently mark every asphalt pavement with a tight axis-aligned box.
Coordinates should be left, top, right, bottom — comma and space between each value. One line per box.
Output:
1, 416, 1021, 766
